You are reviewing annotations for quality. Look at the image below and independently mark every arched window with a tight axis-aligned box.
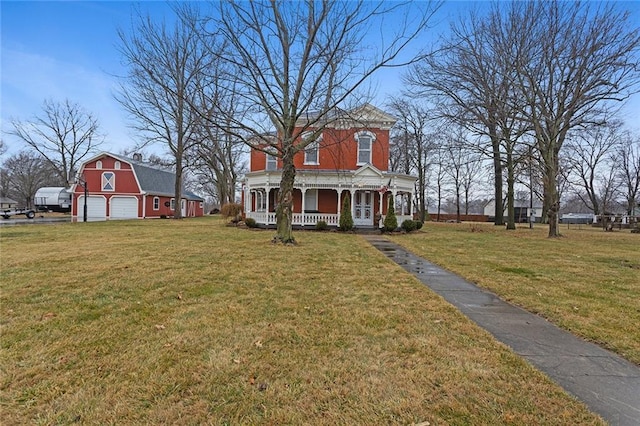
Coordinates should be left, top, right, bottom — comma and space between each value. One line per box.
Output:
96, 160, 103, 170
114, 161, 121, 170
355, 131, 376, 165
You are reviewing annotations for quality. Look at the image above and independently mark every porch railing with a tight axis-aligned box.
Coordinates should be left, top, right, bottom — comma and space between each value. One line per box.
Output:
246, 212, 339, 226
246, 212, 414, 227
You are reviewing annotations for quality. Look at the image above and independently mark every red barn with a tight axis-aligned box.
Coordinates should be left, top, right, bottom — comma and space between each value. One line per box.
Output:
243, 104, 416, 228
71, 152, 204, 221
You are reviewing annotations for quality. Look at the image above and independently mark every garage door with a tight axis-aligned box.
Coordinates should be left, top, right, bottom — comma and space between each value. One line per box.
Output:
78, 196, 106, 221
110, 196, 139, 220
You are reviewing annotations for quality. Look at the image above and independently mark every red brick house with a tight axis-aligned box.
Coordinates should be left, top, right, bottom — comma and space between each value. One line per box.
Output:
242, 104, 416, 228
71, 152, 204, 221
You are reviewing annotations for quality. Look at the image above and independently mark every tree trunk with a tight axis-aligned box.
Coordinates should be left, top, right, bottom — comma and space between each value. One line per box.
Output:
491, 135, 504, 226
543, 160, 561, 237
174, 155, 183, 219
275, 149, 296, 244
505, 151, 516, 230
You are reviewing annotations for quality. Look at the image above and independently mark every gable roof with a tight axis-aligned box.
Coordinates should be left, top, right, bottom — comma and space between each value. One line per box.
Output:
84, 152, 203, 201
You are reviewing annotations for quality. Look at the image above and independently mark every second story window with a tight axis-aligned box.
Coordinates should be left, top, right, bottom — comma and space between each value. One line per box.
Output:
102, 172, 115, 191
266, 153, 278, 170
302, 132, 320, 165
304, 141, 319, 165
356, 131, 375, 165
96, 160, 103, 170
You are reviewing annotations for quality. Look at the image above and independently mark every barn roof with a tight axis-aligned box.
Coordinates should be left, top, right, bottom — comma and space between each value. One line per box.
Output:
92, 152, 203, 201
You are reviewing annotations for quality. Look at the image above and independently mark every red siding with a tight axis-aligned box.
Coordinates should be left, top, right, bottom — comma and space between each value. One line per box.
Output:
72, 154, 204, 219
249, 126, 390, 173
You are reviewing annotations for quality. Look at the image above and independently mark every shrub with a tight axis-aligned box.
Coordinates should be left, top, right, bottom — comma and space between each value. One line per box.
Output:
244, 217, 257, 228
401, 219, 417, 233
339, 196, 354, 231
220, 203, 243, 219
415, 220, 423, 230
315, 220, 328, 231
383, 198, 398, 232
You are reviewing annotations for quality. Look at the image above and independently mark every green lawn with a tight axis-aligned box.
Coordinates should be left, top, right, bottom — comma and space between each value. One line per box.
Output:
390, 221, 640, 365
1, 218, 604, 424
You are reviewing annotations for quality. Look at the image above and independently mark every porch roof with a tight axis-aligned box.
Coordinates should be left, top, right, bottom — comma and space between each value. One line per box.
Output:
243, 166, 416, 193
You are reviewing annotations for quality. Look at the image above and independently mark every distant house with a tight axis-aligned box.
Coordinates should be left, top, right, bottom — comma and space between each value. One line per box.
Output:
242, 104, 417, 228
71, 152, 204, 221
0, 197, 19, 209
483, 199, 544, 223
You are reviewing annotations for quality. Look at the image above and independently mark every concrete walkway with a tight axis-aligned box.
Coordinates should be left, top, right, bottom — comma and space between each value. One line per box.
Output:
364, 235, 640, 426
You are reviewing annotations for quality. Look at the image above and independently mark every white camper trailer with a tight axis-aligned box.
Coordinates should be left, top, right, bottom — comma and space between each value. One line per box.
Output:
34, 187, 72, 213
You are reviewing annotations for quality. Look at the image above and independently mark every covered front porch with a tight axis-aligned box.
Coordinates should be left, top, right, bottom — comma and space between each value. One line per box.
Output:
242, 165, 416, 229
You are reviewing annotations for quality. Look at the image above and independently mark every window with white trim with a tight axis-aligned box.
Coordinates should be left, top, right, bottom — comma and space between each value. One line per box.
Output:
356, 131, 375, 165
266, 153, 277, 170
170, 198, 175, 211
302, 132, 321, 165
101, 172, 115, 191
153, 197, 159, 210
96, 160, 103, 169
304, 141, 319, 165
114, 161, 121, 170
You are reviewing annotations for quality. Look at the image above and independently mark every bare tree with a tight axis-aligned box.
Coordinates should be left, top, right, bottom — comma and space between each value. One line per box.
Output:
387, 97, 436, 222
8, 99, 102, 185
188, 38, 248, 207
565, 124, 623, 215
1, 151, 57, 208
613, 131, 640, 216
116, 6, 212, 219
196, 1, 440, 243
407, 7, 528, 228
512, 1, 640, 237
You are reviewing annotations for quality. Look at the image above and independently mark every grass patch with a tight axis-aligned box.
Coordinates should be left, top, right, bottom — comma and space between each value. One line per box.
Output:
1, 218, 603, 424
389, 222, 640, 365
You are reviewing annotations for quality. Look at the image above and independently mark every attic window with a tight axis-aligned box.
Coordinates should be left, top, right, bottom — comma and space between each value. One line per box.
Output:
102, 172, 115, 191
114, 161, 121, 170
96, 160, 103, 170
355, 131, 376, 165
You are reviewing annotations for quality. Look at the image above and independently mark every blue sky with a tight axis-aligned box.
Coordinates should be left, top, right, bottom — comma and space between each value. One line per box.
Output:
2, 1, 639, 159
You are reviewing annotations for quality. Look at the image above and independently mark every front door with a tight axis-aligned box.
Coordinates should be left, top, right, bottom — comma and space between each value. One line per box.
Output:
353, 191, 373, 226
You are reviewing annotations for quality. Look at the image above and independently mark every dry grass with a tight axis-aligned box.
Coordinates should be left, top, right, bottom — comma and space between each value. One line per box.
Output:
1, 218, 603, 424
389, 222, 640, 365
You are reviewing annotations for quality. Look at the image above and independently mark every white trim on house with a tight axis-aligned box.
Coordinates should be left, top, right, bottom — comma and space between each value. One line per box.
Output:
243, 164, 416, 227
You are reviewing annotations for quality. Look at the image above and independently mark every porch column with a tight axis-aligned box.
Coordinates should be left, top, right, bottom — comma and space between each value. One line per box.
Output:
245, 186, 251, 213
337, 189, 342, 216
301, 187, 307, 226
392, 190, 398, 214
265, 187, 270, 224
409, 192, 414, 217
350, 189, 355, 220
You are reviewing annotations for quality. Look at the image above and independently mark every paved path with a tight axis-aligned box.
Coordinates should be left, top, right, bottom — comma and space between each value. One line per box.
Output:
364, 235, 640, 426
